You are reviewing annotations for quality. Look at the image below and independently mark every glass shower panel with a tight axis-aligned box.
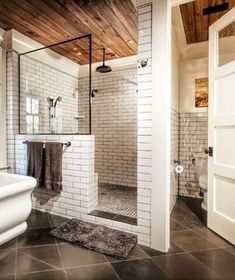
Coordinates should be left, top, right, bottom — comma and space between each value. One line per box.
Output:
19, 35, 91, 135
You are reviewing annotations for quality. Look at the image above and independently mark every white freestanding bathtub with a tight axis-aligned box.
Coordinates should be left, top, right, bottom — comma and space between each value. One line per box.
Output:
0, 173, 37, 245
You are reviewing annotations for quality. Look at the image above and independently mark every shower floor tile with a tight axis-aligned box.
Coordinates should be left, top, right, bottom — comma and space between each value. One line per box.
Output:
96, 183, 137, 218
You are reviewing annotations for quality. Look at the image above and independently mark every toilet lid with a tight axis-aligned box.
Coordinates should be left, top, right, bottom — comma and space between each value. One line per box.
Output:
199, 174, 207, 185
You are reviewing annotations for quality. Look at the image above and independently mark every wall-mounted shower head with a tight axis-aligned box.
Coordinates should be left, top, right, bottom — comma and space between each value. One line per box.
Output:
54, 96, 62, 108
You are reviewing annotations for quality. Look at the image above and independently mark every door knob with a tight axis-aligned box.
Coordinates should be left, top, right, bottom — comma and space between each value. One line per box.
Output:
204, 147, 213, 157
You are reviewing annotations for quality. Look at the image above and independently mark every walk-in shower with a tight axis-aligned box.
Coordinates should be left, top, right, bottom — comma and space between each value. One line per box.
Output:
18, 34, 92, 135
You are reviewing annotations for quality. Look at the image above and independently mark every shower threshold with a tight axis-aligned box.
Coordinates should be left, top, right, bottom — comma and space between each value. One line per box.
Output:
89, 210, 137, 226
89, 183, 137, 225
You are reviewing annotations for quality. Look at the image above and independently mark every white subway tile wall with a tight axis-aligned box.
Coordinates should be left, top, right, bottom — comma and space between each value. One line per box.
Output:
78, 69, 137, 188
179, 112, 208, 197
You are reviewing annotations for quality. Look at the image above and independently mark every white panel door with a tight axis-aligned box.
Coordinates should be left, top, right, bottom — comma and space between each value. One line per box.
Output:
208, 7, 235, 244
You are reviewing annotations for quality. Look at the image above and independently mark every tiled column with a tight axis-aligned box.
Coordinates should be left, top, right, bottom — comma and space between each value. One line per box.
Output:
137, 3, 153, 246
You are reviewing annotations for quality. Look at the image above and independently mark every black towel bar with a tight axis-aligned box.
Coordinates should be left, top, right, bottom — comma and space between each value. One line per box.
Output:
22, 141, 71, 147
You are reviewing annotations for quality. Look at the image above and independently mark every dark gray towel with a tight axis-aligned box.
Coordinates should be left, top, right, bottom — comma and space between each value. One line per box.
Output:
45, 142, 63, 192
27, 141, 44, 187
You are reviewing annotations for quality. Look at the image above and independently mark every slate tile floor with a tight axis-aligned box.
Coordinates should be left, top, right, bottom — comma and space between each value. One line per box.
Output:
0, 199, 234, 280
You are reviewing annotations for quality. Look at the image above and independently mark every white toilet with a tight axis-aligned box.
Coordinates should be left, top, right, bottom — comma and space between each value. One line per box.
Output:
194, 154, 208, 210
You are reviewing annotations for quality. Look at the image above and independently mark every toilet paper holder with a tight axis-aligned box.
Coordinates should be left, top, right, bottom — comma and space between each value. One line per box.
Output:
174, 160, 181, 164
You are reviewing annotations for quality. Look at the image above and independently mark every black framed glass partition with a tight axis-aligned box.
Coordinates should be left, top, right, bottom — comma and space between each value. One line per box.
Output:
18, 34, 92, 135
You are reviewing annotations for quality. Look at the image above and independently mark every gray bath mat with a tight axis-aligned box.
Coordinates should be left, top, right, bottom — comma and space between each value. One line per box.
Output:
50, 219, 137, 259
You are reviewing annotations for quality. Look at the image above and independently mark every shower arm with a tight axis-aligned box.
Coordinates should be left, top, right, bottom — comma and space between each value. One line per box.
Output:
102, 48, 105, 66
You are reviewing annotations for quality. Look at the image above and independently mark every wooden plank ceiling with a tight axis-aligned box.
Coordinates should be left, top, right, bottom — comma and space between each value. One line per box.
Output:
180, 0, 235, 44
0, 0, 137, 64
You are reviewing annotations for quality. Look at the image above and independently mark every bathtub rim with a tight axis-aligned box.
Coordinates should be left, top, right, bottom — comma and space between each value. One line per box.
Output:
0, 173, 37, 200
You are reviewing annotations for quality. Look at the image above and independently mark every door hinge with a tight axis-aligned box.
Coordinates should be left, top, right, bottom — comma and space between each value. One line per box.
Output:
204, 147, 213, 157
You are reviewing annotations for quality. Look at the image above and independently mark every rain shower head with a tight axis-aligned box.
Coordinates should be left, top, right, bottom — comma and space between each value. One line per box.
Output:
96, 48, 112, 73
96, 64, 112, 73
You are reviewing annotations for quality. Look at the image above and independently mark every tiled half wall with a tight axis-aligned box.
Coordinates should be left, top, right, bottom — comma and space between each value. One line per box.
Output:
15, 134, 97, 215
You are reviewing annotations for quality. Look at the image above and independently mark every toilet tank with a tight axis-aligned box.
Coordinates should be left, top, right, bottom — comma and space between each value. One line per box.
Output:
194, 154, 208, 176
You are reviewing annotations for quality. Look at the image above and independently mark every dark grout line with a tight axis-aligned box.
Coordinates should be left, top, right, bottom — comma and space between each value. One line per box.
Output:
187, 251, 223, 279
59, 261, 112, 270
149, 257, 173, 280
108, 255, 151, 264
16, 268, 66, 276
14, 246, 17, 280
16, 242, 67, 249
19, 251, 61, 270
108, 262, 121, 280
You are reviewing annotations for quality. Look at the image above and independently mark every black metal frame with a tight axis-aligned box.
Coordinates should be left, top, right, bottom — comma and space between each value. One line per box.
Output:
18, 34, 92, 135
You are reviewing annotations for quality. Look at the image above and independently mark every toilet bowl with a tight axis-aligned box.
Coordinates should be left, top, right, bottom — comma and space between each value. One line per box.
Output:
194, 154, 208, 210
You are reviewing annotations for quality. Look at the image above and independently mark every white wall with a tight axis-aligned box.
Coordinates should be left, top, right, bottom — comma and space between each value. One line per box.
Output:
179, 57, 208, 113
171, 36, 179, 111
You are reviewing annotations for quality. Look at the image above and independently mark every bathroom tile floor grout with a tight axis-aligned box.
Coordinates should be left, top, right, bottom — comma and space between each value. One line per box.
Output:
0, 198, 234, 279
